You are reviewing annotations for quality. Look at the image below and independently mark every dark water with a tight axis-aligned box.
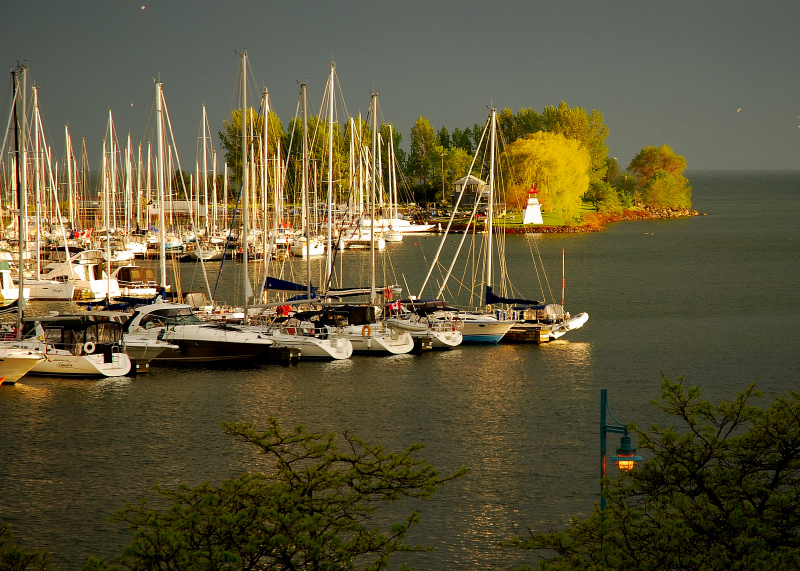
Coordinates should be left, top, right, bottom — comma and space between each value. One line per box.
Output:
1, 171, 798, 570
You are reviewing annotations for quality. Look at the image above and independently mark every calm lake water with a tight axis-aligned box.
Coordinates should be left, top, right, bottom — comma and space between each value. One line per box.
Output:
1, 171, 798, 570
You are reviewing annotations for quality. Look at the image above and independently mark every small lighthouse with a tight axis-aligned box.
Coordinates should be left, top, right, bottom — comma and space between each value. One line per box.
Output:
522, 184, 543, 224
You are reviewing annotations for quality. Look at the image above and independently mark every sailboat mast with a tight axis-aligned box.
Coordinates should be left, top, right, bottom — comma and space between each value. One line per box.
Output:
20, 66, 28, 273
65, 127, 74, 229
202, 104, 208, 236
486, 107, 496, 304
156, 81, 167, 291
33, 87, 41, 277
12, 70, 24, 338
370, 92, 377, 302
326, 63, 335, 284
301, 82, 311, 302
240, 51, 249, 322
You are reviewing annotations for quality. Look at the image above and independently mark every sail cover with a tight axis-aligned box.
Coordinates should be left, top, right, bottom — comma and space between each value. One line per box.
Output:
485, 285, 544, 307
265, 277, 316, 299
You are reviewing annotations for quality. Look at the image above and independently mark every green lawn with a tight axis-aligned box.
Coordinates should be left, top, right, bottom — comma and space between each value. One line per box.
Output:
495, 202, 595, 229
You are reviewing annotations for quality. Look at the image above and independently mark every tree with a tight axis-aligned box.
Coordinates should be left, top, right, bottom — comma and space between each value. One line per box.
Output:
451, 127, 472, 152
628, 144, 687, 182
218, 108, 285, 189
540, 102, 609, 184
641, 170, 692, 209
628, 145, 691, 208
0, 524, 50, 571
507, 378, 800, 571
408, 117, 437, 200
437, 126, 451, 150
86, 419, 467, 571
501, 132, 591, 220
584, 180, 623, 214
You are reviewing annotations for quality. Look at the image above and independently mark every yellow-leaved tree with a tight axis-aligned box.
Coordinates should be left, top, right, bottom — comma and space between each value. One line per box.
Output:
500, 132, 590, 221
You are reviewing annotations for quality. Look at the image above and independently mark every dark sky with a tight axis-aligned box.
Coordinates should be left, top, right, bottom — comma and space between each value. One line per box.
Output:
3, 0, 799, 170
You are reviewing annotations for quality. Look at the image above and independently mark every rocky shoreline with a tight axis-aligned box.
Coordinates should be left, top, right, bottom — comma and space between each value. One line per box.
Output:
501, 205, 703, 234
432, 205, 703, 234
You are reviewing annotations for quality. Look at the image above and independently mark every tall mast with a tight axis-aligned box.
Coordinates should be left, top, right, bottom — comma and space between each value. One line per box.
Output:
109, 111, 117, 235
33, 87, 41, 277
202, 104, 208, 236
156, 81, 167, 291
301, 82, 311, 302
20, 66, 28, 270
136, 143, 142, 230
126, 134, 132, 234
486, 108, 496, 305
65, 126, 74, 227
370, 92, 377, 303
326, 63, 335, 285
240, 51, 250, 321
12, 70, 24, 338
103, 133, 111, 306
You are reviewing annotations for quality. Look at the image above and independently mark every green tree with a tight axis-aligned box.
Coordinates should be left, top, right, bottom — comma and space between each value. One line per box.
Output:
602, 157, 619, 184
501, 132, 591, 219
507, 378, 800, 571
408, 117, 437, 200
540, 102, 609, 184
437, 126, 451, 150
86, 419, 466, 571
451, 127, 472, 152
628, 144, 687, 182
584, 180, 623, 214
628, 145, 691, 208
218, 108, 285, 190
0, 524, 50, 571
641, 170, 692, 209
171, 169, 190, 199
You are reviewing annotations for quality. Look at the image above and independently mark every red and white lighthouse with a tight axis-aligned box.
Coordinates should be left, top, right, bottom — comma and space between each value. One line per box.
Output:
522, 184, 543, 225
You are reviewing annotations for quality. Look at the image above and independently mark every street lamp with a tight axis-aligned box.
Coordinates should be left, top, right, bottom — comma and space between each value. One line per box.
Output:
600, 389, 643, 510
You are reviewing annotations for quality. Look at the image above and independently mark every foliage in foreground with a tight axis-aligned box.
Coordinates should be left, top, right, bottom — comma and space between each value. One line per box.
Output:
508, 377, 800, 571
0, 524, 50, 571
84, 419, 467, 571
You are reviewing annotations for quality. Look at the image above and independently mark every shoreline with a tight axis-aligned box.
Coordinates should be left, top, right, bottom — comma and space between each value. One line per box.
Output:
436, 206, 703, 234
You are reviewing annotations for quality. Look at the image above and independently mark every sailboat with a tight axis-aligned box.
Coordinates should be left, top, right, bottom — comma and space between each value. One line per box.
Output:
289, 83, 325, 258
321, 91, 413, 355
420, 107, 587, 343
119, 67, 274, 365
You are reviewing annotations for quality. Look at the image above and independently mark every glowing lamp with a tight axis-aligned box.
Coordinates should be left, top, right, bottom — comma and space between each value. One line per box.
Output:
610, 435, 643, 471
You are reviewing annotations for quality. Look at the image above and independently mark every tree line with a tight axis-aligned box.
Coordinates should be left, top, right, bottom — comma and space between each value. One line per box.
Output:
210, 101, 692, 223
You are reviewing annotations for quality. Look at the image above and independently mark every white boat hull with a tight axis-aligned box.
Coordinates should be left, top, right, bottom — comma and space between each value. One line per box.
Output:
269, 330, 353, 360
0, 351, 45, 384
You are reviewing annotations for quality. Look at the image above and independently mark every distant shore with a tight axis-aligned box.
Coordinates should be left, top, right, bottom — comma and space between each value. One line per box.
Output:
436, 206, 703, 234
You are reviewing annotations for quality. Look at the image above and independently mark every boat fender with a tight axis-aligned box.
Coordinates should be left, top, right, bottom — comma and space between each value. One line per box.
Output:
83, 341, 95, 354
361, 324, 371, 338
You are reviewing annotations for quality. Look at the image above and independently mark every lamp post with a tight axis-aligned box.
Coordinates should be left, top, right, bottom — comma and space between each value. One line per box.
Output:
600, 389, 643, 510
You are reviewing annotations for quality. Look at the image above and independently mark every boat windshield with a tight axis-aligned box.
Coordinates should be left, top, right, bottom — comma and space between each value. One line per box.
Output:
139, 307, 204, 327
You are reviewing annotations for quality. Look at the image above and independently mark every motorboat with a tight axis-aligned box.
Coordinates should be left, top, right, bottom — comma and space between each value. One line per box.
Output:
35, 249, 121, 301
504, 303, 589, 343
245, 312, 353, 360
123, 301, 275, 364
0, 315, 132, 377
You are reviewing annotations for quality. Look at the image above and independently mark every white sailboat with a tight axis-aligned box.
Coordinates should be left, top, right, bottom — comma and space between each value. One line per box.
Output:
324, 92, 413, 355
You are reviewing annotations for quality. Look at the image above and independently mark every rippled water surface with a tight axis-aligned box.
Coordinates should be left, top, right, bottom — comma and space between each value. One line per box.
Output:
1, 171, 798, 569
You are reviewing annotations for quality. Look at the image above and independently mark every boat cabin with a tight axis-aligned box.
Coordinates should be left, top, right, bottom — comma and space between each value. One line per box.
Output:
28, 315, 126, 357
